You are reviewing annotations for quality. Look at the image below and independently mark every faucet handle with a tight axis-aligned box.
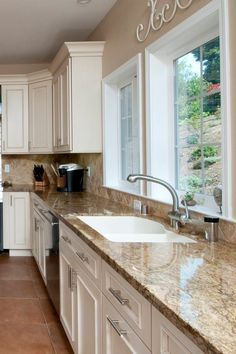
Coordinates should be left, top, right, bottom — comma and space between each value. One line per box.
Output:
181, 199, 190, 219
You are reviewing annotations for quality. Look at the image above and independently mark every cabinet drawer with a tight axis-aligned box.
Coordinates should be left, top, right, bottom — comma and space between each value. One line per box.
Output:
102, 261, 151, 349
59, 221, 101, 288
152, 307, 203, 354
103, 295, 151, 354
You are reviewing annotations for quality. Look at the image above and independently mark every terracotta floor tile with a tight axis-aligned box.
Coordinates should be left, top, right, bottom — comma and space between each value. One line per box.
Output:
33, 279, 50, 299
39, 298, 60, 324
0, 298, 45, 324
0, 323, 55, 354
47, 323, 73, 354
0, 280, 37, 298
0, 264, 32, 280
0, 255, 29, 265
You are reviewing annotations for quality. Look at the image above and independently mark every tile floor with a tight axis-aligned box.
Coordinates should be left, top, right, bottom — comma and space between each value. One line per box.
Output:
0, 254, 73, 354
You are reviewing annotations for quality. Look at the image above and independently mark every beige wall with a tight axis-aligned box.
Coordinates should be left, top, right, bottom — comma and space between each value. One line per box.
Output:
89, 0, 211, 77
0, 63, 49, 75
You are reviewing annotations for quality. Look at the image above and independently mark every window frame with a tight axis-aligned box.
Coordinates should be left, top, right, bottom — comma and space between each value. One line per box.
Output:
102, 54, 144, 194
145, 0, 230, 217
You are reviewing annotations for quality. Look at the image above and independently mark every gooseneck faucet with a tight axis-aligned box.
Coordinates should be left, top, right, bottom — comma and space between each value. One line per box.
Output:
127, 174, 182, 230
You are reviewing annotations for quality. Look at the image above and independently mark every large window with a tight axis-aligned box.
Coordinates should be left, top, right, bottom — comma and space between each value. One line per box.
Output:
175, 37, 221, 197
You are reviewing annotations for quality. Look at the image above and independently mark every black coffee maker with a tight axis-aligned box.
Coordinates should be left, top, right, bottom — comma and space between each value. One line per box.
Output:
57, 164, 84, 192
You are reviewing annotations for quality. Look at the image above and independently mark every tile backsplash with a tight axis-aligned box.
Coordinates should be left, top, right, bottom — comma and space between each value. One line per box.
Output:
2, 152, 236, 243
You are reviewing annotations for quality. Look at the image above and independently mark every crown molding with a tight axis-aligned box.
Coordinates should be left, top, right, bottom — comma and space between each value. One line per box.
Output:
27, 69, 52, 83
49, 41, 105, 74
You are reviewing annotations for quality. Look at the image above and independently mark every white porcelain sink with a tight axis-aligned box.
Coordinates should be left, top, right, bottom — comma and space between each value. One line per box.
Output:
77, 216, 196, 243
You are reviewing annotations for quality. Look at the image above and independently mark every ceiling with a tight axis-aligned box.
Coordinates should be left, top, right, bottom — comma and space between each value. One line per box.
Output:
0, 0, 117, 64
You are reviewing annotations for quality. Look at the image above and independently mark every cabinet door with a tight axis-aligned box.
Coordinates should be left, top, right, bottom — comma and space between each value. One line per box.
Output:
75, 264, 102, 354
29, 80, 52, 153
103, 296, 150, 354
2, 85, 28, 153
60, 243, 77, 352
32, 209, 40, 262
52, 75, 61, 150
9, 193, 31, 249
38, 216, 46, 281
60, 60, 71, 151
152, 307, 203, 354
53, 60, 71, 152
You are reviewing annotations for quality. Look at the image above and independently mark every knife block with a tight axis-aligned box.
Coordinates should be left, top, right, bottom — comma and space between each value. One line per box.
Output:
34, 172, 50, 187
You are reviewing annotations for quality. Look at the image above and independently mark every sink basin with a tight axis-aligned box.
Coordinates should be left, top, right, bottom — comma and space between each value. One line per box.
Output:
77, 216, 196, 243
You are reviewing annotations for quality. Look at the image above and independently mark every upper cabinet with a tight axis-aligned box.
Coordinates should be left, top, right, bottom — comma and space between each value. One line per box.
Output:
29, 79, 53, 153
2, 84, 28, 153
51, 42, 105, 153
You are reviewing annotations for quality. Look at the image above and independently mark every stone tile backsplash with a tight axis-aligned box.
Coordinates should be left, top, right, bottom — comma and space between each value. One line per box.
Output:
2, 152, 236, 243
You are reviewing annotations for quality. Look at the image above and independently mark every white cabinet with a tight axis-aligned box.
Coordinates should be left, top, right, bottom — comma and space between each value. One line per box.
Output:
2, 85, 28, 153
53, 60, 71, 152
59, 221, 102, 354
29, 79, 53, 153
102, 295, 150, 354
60, 240, 77, 352
3, 192, 31, 252
152, 307, 203, 354
52, 42, 105, 153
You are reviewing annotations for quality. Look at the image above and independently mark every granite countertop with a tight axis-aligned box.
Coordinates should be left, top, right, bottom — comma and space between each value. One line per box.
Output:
4, 186, 236, 354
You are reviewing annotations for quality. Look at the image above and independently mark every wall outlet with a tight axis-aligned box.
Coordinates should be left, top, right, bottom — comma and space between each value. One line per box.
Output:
4, 164, 10, 173
133, 199, 142, 212
86, 166, 91, 177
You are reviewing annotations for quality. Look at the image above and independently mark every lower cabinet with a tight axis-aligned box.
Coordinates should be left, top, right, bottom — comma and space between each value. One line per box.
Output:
3, 192, 31, 253
32, 208, 47, 282
59, 223, 102, 354
60, 241, 77, 352
102, 295, 151, 354
152, 307, 203, 354
59, 221, 203, 354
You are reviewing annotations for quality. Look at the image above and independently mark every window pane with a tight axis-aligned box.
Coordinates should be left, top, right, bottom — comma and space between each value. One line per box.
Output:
204, 145, 222, 195
176, 48, 201, 100
177, 146, 203, 194
202, 92, 221, 145
176, 99, 201, 148
120, 82, 140, 181
203, 37, 220, 95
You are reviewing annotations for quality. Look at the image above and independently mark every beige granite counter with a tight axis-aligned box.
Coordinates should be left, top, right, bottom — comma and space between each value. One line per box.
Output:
4, 186, 236, 354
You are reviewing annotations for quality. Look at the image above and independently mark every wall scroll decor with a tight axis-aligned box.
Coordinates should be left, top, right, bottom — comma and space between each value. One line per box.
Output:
136, 0, 194, 42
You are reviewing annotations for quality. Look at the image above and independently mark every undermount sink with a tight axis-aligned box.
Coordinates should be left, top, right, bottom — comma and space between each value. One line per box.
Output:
77, 216, 196, 243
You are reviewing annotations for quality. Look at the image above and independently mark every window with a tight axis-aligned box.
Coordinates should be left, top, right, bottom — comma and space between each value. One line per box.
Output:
175, 37, 221, 198
145, 0, 231, 215
103, 54, 143, 193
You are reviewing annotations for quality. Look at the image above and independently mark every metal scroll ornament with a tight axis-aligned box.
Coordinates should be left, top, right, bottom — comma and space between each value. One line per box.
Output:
136, 0, 194, 42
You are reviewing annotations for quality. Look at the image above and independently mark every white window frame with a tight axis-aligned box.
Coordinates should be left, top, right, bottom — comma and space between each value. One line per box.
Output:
145, 0, 232, 218
102, 54, 144, 194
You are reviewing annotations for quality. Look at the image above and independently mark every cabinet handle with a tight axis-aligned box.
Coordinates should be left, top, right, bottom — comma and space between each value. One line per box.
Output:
71, 269, 77, 292
68, 265, 72, 289
34, 219, 39, 231
28, 141, 31, 150
58, 138, 61, 146
109, 288, 129, 305
107, 317, 127, 337
10, 195, 13, 207
76, 251, 89, 264
61, 235, 71, 245
2, 141, 5, 151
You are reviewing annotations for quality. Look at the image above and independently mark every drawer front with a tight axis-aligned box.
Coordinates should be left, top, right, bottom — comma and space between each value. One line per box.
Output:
59, 221, 101, 288
103, 295, 151, 354
102, 261, 151, 349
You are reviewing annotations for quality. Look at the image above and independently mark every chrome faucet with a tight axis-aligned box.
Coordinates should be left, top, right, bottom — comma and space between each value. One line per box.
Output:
127, 174, 183, 230
127, 174, 219, 241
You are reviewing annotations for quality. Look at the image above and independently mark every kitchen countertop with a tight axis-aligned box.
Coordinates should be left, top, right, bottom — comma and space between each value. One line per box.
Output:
4, 186, 236, 353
